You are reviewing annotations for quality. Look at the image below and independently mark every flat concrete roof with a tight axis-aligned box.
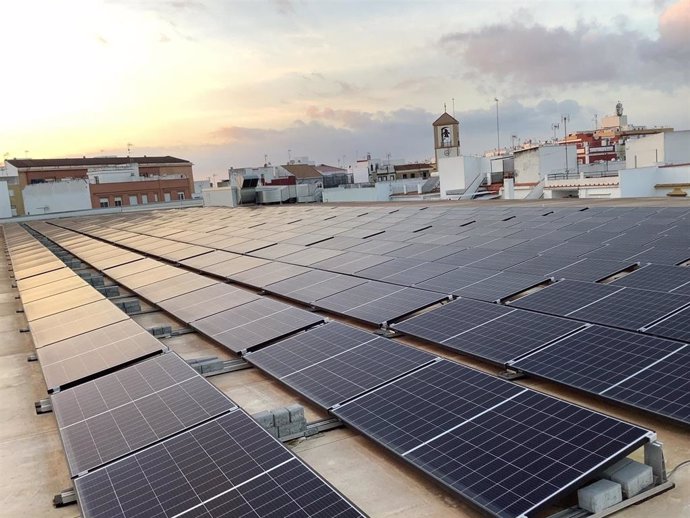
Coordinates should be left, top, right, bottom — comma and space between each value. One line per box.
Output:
2, 200, 689, 518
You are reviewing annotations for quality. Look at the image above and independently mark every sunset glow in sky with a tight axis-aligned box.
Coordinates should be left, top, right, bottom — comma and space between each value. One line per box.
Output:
2, 0, 689, 177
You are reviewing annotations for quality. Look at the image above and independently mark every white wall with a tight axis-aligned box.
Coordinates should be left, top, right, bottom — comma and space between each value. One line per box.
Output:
619, 165, 690, 197
438, 155, 488, 198
322, 185, 387, 202
514, 145, 576, 184
664, 131, 690, 165
87, 164, 139, 183
22, 179, 91, 215
0, 182, 12, 218
202, 187, 238, 207
626, 133, 664, 168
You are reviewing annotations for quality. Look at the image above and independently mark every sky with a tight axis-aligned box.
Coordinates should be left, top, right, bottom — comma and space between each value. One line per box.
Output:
2, 0, 689, 179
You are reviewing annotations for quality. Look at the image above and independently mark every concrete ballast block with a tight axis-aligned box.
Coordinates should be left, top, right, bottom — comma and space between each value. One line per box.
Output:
272, 407, 290, 427
578, 479, 622, 513
253, 410, 275, 428
286, 404, 304, 423
278, 421, 306, 438
603, 459, 654, 498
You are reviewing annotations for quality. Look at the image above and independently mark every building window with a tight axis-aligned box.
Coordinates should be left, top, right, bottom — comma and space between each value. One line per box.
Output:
114, 196, 122, 207
402, 174, 407, 179
141, 194, 148, 204
153, 193, 159, 202
99, 197, 109, 208
177, 191, 185, 200
129, 195, 138, 205
164, 192, 171, 202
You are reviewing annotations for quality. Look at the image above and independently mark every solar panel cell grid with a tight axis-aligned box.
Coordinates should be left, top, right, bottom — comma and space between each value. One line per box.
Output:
272, 337, 436, 408
569, 287, 690, 330
52, 354, 236, 476
510, 280, 622, 316
75, 410, 363, 518
392, 298, 512, 344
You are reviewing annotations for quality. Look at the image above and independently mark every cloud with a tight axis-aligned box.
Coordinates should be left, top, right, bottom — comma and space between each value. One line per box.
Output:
439, 0, 690, 90
272, 0, 295, 15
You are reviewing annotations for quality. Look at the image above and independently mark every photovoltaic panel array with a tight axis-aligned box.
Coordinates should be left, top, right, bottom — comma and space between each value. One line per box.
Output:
191, 298, 324, 352
51, 353, 237, 476
333, 360, 651, 518
36, 319, 164, 392
511, 325, 690, 426
264, 270, 368, 304
158, 283, 261, 322
393, 298, 585, 364
245, 322, 436, 408
75, 409, 364, 518
510, 279, 623, 316
313, 281, 445, 325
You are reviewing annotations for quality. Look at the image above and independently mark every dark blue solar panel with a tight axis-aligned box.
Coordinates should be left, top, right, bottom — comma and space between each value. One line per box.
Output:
334, 360, 651, 518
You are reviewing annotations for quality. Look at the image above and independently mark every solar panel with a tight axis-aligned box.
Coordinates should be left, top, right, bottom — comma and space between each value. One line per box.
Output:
116, 264, 188, 290
23, 285, 104, 322
463, 249, 537, 270
246, 322, 436, 408
360, 260, 458, 287
611, 264, 690, 292
75, 410, 363, 518
135, 272, 218, 303
192, 298, 324, 353
625, 246, 690, 266
392, 298, 512, 344
250, 243, 307, 259
435, 247, 501, 266
314, 281, 445, 325
506, 255, 580, 276
275, 337, 436, 409
13, 262, 65, 280
244, 322, 377, 377
510, 279, 623, 316
160, 244, 213, 262
103, 258, 160, 276
441, 311, 585, 364
549, 258, 637, 282
415, 266, 500, 294
19, 275, 87, 303
311, 251, 394, 275
265, 270, 368, 304
52, 353, 236, 476
158, 283, 260, 322
279, 247, 345, 266
643, 306, 690, 342
196, 255, 270, 278
15, 267, 75, 291
333, 360, 651, 518
36, 320, 164, 392
453, 271, 549, 302
229, 262, 311, 288
30, 299, 129, 348
511, 326, 690, 425
179, 250, 241, 269
569, 287, 690, 330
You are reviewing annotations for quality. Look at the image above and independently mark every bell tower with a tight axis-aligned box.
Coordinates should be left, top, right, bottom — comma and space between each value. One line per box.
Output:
433, 111, 460, 163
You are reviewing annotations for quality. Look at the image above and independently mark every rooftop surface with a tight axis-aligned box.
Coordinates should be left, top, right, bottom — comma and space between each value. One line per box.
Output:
2, 198, 689, 518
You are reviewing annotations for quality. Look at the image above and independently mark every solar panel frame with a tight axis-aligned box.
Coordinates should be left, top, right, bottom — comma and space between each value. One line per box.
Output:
265, 270, 369, 304
392, 297, 513, 344
510, 279, 623, 316
30, 299, 129, 348
333, 360, 651, 518
453, 271, 550, 302
52, 353, 237, 476
74, 409, 364, 518
610, 264, 690, 292
22, 285, 104, 321
568, 287, 690, 330
313, 281, 446, 325
192, 298, 325, 353
36, 320, 165, 392
511, 326, 690, 425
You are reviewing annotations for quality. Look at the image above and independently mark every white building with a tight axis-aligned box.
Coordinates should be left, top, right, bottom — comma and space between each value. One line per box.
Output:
542, 130, 690, 199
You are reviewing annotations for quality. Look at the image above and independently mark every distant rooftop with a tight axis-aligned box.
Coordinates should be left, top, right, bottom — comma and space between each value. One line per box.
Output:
6, 156, 191, 168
